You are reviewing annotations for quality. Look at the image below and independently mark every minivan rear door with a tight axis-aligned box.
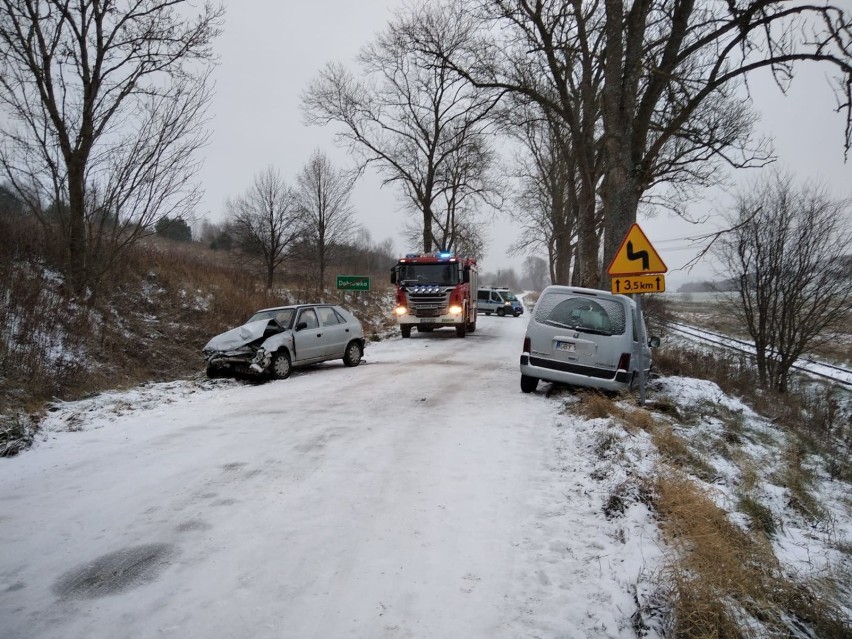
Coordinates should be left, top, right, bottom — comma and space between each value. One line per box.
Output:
533, 292, 628, 373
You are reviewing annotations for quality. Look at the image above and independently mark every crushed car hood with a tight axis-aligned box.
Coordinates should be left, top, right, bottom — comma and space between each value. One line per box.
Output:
203, 319, 282, 352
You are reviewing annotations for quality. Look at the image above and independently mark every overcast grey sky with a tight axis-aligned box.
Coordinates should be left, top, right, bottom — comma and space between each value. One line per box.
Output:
198, 1, 852, 286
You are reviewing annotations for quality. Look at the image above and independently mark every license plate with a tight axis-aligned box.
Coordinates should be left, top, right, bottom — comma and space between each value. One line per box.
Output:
555, 341, 575, 352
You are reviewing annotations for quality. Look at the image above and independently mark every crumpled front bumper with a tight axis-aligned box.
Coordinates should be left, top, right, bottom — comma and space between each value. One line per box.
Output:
203, 346, 270, 373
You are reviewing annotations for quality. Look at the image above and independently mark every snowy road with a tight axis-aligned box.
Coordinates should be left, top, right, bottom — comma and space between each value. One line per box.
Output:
0, 313, 662, 639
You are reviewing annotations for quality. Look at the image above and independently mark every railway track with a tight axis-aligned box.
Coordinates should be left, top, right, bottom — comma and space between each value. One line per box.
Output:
663, 321, 852, 388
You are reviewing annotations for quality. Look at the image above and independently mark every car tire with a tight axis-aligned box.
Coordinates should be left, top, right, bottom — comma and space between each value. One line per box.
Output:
520, 375, 538, 393
485, 311, 491, 316
513, 312, 521, 317
401, 325, 412, 338
343, 341, 363, 367
205, 363, 228, 379
497, 308, 506, 317
628, 371, 638, 392
270, 350, 292, 379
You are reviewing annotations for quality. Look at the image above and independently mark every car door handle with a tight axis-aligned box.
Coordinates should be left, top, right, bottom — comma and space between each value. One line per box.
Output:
316, 333, 322, 338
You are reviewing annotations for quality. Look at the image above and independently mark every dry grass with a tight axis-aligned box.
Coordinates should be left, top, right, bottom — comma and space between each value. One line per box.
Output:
655, 342, 851, 483
653, 424, 717, 482
0, 222, 395, 422
573, 391, 618, 419
655, 471, 780, 639
777, 443, 827, 523
654, 472, 851, 638
737, 494, 777, 536
621, 405, 657, 433
620, 403, 718, 483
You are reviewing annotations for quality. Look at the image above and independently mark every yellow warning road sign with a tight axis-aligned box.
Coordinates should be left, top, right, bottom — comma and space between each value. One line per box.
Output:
607, 223, 667, 276
610, 274, 666, 295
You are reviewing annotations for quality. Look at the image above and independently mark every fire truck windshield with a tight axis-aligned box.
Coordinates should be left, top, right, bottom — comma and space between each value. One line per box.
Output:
398, 263, 458, 286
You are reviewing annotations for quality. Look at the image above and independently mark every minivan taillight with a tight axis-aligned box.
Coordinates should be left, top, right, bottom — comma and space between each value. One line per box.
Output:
523, 336, 531, 353
617, 352, 631, 371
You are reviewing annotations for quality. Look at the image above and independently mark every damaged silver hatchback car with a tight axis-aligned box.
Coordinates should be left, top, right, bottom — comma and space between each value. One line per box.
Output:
203, 304, 366, 379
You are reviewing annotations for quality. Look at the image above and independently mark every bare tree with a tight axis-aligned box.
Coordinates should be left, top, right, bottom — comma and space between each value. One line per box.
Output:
227, 167, 303, 290
599, 0, 851, 286
419, 0, 851, 286
522, 255, 549, 292
302, 1, 502, 255
506, 102, 582, 285
715, 172, 852, 393
414, 0, 606, 283
0, 0, 224, 296
296, 150, 360, 292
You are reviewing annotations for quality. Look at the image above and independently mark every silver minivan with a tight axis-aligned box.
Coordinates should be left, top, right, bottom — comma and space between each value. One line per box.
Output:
519, 286, 659, 393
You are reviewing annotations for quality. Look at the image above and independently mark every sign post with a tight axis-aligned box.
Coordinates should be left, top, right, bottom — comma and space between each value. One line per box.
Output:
606, 223, 667, 406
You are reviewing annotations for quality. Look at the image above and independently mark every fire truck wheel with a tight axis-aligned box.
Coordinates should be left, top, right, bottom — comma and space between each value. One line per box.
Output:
401, 325, 412, 338
343, 341, 363, 367
466, 319, 476, 333
520, 375, 539, 393
455, 323, 467, 338
497, 308, 506, 317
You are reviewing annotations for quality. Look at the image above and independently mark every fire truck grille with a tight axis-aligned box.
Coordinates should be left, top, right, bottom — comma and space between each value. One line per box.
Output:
406, 289, 450, 314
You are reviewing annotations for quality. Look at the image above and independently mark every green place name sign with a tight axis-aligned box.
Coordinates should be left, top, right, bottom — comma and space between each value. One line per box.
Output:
336, 275, 371, 291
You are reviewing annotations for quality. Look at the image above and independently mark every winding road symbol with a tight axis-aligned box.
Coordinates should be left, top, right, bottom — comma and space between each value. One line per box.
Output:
626, 241, 649, 270
607, 223, 667, 276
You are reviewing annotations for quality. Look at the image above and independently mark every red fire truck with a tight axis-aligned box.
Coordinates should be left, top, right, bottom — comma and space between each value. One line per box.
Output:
390, 251, 478, 338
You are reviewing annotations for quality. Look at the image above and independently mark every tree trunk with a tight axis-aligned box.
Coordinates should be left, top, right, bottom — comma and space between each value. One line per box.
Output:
552, 228, 572, 285
422, 207, 432, 253
574, 188, 598, 287
601, 0, 644, 289
601, 172, 641, 288
67, 159, 88, 296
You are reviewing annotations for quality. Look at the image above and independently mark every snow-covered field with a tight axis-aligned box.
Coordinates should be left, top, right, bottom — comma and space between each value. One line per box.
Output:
1, 312, 849, 638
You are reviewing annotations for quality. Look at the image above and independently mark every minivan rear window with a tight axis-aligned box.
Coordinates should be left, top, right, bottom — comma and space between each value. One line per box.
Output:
534, 293, 626, 336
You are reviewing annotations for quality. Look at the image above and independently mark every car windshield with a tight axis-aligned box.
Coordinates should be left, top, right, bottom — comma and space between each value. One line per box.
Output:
397, 263, 459, 286
535, 294, 626, 336
499, 290, 518, 301
246, 308, 295, 328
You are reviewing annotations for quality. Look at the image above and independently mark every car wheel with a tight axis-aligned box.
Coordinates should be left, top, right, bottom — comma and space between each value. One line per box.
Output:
205, 363, 228, 379
343, 341, 363, 367
497, 308, 506, 317
270, 350, 292, 379
628, 371, 638, 392
520, 375, 538, 393
485, 311, 491, 316
513, 312, 521, 317
401, 325, 412, 338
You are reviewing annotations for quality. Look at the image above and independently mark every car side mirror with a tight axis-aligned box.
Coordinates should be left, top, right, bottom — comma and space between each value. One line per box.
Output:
296, 321, 308, 332
648, 336, 661, 348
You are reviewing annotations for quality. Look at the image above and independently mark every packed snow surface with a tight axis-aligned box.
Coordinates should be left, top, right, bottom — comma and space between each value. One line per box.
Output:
0, 315, 667, 638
